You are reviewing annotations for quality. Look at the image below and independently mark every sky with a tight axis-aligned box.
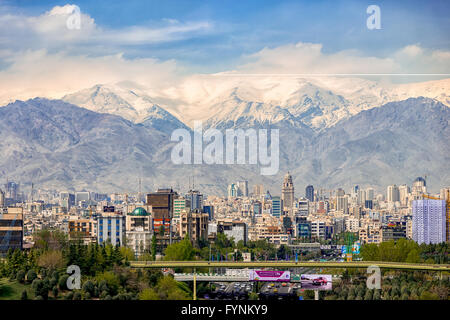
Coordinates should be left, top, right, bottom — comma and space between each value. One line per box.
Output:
0, 0, 449, 102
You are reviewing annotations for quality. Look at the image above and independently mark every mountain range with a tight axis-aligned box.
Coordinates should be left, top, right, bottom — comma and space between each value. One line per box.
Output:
0, 77, 449, 196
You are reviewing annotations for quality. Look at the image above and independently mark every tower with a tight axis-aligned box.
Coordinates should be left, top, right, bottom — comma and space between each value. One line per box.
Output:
305, 185, 314, 202
282, 172, 295, 210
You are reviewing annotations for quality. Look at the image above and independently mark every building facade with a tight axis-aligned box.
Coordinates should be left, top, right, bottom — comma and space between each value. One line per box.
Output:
412, 199, 446, 244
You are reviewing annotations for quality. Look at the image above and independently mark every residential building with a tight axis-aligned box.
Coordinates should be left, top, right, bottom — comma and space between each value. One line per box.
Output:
271, 196, 282, 217
97, 212, 125, 246
0, 207, 23, 254
412, 199, 446, 244
180, 209, 209, 242
126, 207, 153, 257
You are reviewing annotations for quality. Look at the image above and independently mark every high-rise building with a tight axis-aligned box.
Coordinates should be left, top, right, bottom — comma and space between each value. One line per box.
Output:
0, 207, 23, 254
237, 181, 249, 197
60, 192, 75, 209
364, 200, 373, 209
366, 187, 375, 201
146, 188, 177, 243
412, 199, 446, 244
75, 191, 90, 206
0, 189, 4, 208
440, 187, 450, 201
412, 177, 427, 199
203, 205, 214, 221
336, 188, 345, 197
252, 201, 262, 217
305, 185, 314, 202
336, 196, 349, 214
5, 182, 19, 201
297, 199, 309, 216
187, 190, 203, 212
174, 197, 188, 219
440, 187, 450, 242
295, 216, 311, 239
282, 172, 294, 209
357, 189, 367, 205
272, 196, 282, 217
146, 189, 177, 220
398, 184, 410, 206
253, 184, 264, 198
227, 184, 237, 199
387, 185, 400, 203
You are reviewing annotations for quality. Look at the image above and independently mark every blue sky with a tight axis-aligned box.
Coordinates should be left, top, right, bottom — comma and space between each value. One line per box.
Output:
0, 0, 449, 102
3, 0, 449, 72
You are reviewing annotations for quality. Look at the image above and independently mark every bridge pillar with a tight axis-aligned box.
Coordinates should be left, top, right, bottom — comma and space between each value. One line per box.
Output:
193, 268, 197, 301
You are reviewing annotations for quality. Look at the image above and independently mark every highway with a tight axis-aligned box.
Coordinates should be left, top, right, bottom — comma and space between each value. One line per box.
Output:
130, 260, 450, 272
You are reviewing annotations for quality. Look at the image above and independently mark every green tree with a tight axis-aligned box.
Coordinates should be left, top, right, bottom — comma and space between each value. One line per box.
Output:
419, 291, 440, 300
164, 237, 195, 261
406, 249, 421, 263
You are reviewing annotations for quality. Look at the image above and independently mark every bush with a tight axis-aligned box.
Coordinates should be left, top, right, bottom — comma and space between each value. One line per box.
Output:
49, 277, 58, 288
100, 290, 108, 299
73, 291, 81, 300
21, 290, 28, 300
249, 292, 259, 300
31, 279, 42, 291
65, 292, 74, 300
16, 270, 26, 283
58, 275, 69, 290
82, 280, 95, 296
26, 270, 37, 283
52, 286, 59, 299
419, 291, 440, 300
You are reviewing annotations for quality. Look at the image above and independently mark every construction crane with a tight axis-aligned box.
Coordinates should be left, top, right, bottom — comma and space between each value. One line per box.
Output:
422, 192, 450, 242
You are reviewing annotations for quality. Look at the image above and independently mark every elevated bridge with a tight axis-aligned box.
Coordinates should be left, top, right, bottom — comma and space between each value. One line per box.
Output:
130, 260, 450, 272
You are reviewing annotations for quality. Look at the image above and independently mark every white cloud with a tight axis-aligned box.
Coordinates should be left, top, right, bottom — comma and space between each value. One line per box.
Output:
0, 4, 212, 52
0, 50, 181, 104
0, 4, 211, 104
232, 42, 450, 75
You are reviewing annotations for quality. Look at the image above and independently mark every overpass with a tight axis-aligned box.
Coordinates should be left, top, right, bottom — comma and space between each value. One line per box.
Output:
130, 260, 450, 272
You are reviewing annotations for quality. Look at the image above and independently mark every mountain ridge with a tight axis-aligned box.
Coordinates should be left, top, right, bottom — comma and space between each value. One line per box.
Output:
0, 96, 448, 195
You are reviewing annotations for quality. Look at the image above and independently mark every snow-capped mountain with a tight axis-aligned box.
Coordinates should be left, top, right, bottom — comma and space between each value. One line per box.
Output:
61, 77, 450, 132
62, 83, 185, 126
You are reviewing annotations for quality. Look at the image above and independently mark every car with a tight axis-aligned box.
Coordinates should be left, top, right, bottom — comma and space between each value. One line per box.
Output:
312, 277, 328, 286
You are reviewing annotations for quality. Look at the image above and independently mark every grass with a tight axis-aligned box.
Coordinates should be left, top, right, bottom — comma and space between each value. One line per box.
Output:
0, 278, 34, 300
